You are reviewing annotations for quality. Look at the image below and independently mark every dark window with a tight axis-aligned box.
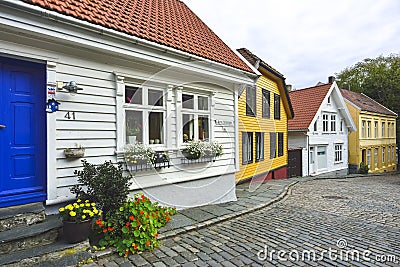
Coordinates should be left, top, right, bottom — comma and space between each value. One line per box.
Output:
242, 132, 253, 164
262, 89, 270, 118
182, 94, 194, 109
125, 86, 142, 104
246, 86, 256, 116
256, 132, 264, 162
270, 132, 276, 159
274, 94, 280, 120
278, 132, 284, 157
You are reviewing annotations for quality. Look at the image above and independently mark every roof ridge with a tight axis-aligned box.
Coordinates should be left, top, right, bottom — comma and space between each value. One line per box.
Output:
360, 92, 397, 116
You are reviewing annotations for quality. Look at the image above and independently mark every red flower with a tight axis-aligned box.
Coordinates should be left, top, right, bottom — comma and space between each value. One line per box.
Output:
141, 194, 145, 199
146, 214, 149, 219
103, 229, 108, 233
154, 233, 158, 237
145, 240, 151, 246
140, 210, 144, 215
129, 215, 134, 221
166, 215, 170, 222
125, 222, 130, 227
125, 251, 129, 256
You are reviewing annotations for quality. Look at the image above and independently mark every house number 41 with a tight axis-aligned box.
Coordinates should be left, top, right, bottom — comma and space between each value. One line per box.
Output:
64, 111, 76, 120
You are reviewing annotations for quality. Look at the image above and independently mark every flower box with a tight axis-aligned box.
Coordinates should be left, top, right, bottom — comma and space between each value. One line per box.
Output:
64, 148, 85, 158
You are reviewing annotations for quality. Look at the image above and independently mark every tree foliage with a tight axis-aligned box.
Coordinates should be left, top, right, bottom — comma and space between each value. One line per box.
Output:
336, 53, 400, 143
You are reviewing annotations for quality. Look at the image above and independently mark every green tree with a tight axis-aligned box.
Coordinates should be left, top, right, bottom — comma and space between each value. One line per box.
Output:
336, 53, 400, 145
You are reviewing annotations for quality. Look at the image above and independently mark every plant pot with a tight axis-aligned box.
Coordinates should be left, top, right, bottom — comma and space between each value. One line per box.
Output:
128, 135, 137, 144
62, 219, 92, 244
182, 150, 201, 160
64, 148, 85, 158
89, 231, 105, 247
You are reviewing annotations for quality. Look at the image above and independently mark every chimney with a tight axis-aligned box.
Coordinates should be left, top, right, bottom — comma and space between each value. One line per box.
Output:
328, 76, 335, 83
286, 84, 293, 92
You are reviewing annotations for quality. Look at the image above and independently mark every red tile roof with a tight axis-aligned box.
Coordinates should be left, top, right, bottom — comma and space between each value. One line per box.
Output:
288, 83, 332, 130
22, 0, 252, 73
340, 89, 397, 117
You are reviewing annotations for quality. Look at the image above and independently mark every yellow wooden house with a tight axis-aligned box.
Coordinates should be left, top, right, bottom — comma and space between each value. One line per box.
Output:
236, 48, 294, 183
341, 89, 397, 173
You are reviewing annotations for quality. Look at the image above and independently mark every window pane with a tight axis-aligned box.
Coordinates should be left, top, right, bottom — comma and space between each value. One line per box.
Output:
274, 94, 280, 120
126, 110, 143, 144
182, 94, 194, 109
149, 112, 164, 144
262, 89, 270, 118
256, 132, 264, 161
246, 86, 256, 116
125, 87, 142, 104
198, 115, 209, 141
270, 132, 276, 159
198, 96, 209, 110
242, 132, 253, 164
278, 133, 284, 157
182, 114, 194, 142
148, 89, 163, 106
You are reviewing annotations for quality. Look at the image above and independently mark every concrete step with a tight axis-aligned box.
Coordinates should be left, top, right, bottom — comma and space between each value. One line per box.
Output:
0, 239, 92, 267
0, 215, 62, 255
0, 202, 45, 232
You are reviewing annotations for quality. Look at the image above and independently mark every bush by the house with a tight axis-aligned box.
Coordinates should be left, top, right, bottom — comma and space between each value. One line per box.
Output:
71, 160, 132, 217
358, 162, 369, 174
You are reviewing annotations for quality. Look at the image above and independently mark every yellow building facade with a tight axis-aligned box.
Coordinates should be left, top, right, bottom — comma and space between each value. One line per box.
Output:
342, 89, 397, 173
236, 49, 293, 182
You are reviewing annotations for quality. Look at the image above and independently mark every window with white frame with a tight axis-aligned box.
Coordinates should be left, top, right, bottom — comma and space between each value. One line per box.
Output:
382, 147, 385, 165
388, 123, 391, 138
125, 86, 165, 145
323, 114, 329, 132
374, 148, 378, 168
314, 121, 317, 132
388, 146, 391, 164
182, 93, 210, 142
331, 115, 336, 132
374, 121, 378, 138
246, 86, 256, 117
392, 145, 396, 163
334, 144, 343, 163
340, 120, 343, 132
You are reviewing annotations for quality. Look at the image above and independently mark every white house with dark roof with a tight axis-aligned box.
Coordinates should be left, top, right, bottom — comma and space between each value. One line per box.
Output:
0, 0, 257, 210
288, 80, 356, 177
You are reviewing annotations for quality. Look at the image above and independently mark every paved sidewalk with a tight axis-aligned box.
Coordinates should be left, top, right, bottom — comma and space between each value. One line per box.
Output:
158, 178, 300, 240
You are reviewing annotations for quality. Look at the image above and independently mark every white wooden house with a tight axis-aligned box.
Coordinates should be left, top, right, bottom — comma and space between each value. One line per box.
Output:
288, 79, 356, 177
0, 0, 257, 210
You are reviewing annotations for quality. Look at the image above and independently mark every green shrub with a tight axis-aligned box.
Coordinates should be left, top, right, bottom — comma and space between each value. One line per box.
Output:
97, 193, 176, 257
358, 162, 369, 174
71, 160, 132, 217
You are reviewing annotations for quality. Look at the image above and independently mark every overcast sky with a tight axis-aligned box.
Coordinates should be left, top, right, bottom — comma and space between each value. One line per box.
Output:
183, 0, 400, 89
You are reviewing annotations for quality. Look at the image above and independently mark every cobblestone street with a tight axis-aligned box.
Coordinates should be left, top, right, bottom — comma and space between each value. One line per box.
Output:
95, 175, 400, 267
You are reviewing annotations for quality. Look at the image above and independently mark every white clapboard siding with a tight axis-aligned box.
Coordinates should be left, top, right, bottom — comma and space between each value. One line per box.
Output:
56, 130, 116, 140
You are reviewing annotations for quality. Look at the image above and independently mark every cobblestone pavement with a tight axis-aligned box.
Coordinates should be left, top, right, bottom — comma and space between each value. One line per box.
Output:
92, 175, 400, 267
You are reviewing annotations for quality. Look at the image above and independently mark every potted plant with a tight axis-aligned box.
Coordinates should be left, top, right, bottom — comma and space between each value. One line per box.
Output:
181, 140, 204, 160
204, 141, 223, 158
58, 199, 102, 243
64, 144, 85, 158
126, 118, 142, 144
124, 143, 155, 165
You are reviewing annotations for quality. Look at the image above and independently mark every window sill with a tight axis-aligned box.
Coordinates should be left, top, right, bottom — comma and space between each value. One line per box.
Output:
334, 161, 343, 164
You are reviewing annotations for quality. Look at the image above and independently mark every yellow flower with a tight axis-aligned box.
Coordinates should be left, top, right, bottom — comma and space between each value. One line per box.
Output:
91, 203, 96, 207
73, 203, 79, 208
69, 211, 76, 217
59, 207, 65, 212
99, 210, 103, 215
88, 212, 94, 217
86, 203, 90, 207
66, 204, 74, 210
77, 199, 82, 203
93, 208, 98, 214
82, 215, 86, 219
80, 204, 84, 207
85, 200, 90, 203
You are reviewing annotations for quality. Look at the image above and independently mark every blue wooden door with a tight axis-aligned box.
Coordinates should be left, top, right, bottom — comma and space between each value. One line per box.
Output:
0, 56, 47, 207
